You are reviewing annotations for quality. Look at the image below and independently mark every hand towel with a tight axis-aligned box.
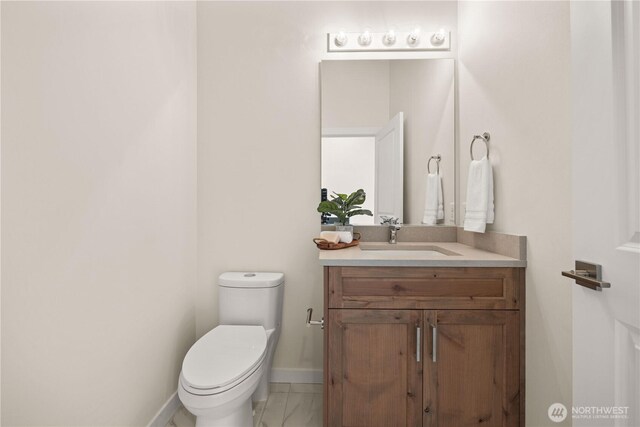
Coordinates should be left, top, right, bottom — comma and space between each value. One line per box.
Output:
319, 231, 341, 244
463, 156, 494, 233
335, 231, 353, 244
422, 173, 444, 225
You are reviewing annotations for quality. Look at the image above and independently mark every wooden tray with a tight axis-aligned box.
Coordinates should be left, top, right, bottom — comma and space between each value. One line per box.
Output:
314, 238, 360, 250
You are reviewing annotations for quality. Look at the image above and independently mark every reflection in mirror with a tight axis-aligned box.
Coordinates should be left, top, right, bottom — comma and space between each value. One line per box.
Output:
321, 135, 376, 224
320, 59, 455, 225
322, 112, 403, 225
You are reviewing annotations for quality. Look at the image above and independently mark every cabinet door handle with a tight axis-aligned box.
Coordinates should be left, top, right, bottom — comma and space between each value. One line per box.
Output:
416, 325, 421, 362
431, 323, 437, 362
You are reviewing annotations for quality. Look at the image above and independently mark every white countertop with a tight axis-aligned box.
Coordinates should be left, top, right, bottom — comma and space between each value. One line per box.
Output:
318, 241, 526, 268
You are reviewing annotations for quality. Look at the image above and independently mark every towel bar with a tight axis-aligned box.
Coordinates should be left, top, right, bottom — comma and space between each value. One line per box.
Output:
427, 155, 441, 174
470, 132, 490, 160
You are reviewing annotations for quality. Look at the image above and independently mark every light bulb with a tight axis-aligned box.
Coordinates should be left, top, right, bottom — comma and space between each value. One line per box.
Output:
334, 31, 348, 47
382, 29, 396, 46
431, 28, 446, 46
358, 29, 372, 46
407, 27, 421, 47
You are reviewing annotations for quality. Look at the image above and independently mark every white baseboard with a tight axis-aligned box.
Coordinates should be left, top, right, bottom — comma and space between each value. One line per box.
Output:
147, 390, 180, 427
270, 368, 323, 384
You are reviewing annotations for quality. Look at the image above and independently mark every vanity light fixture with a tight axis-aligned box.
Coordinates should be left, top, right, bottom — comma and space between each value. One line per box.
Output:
327, 28, 450, 52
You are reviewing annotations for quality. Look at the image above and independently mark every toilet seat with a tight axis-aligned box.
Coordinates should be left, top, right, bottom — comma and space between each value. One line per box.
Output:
181, 325, 267, 395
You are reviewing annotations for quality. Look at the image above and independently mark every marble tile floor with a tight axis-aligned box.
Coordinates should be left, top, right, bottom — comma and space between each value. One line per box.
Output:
166, 383, 323, 427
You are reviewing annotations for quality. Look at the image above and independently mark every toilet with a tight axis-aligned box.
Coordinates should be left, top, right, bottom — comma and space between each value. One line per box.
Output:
178, 272, 284, 427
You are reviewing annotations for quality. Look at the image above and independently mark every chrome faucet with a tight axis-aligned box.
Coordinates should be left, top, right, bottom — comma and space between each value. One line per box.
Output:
380, 216, 402, 244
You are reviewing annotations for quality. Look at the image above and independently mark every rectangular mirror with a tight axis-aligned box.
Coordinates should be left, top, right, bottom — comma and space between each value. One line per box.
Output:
320, 59, 455, 225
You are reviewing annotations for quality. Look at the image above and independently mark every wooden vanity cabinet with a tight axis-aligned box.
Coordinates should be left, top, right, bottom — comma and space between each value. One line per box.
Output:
323, 266, 525, 427
327, 309, 423, 426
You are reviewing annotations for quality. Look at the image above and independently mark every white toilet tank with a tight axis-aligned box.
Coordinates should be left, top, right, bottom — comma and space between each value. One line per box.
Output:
218, 272, 284, 331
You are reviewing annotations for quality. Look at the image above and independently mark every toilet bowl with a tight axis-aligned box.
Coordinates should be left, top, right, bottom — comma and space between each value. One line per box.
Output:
178, 272, 284, 427
178, 325, 270, 427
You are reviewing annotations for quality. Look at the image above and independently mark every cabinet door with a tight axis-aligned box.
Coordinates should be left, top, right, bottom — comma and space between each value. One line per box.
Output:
423, 310, 520, 427
327, 309, 422, 427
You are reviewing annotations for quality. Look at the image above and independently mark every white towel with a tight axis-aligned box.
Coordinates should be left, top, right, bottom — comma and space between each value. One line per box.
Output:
319, 231, 340, 244
335, 231, 353, 244
463, 156, 494, 233
422, 173, 444, 225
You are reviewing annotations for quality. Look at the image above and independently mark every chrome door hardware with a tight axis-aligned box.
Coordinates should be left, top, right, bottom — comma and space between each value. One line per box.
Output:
431, 323, 437, 362
562, 260, 611, 291
416, 324, 421, 362
306, 308, 324, 329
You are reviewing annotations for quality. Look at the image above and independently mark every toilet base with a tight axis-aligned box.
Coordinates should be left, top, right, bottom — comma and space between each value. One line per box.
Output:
252, 329, 278, 402
179, 362, 263, 427
194, 399, 252, 427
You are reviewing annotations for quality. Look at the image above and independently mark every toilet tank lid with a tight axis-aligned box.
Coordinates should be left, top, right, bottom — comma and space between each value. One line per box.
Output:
219, 272, 284, 288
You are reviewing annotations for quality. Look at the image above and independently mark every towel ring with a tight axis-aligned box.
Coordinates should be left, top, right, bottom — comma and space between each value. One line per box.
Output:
470, 132, 490, 160
427, 155, 441, 174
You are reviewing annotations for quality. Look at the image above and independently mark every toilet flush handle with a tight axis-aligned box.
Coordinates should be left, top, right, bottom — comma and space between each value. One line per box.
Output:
306, 308, 324, 329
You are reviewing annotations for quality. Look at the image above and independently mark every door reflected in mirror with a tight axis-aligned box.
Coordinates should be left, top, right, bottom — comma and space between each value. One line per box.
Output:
320, 59, 455, 225
321, 135, 376, 225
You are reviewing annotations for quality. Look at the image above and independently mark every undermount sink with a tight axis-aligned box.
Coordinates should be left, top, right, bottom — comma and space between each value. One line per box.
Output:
359, 242, 461, 256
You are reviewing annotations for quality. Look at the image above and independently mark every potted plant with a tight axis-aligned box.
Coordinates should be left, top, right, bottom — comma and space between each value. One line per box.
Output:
317, 189, 373, 232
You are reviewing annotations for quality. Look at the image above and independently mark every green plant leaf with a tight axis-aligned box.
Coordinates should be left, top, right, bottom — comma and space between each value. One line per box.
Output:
347, 209, 373, 217
344, 190, 358, 205
345, 189, 366, 208
317, 200, 340, 213
330, 195, 345, 207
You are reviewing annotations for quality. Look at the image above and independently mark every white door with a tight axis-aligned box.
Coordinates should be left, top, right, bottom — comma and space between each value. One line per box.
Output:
374, 112, 403, 224
320, 136, 376, 225
570, 2, 640, 426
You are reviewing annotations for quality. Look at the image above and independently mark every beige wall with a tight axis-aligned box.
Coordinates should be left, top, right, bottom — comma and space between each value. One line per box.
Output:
197, 1, 458, 376
1, 2, 197, 425
458, 2, 573, 425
